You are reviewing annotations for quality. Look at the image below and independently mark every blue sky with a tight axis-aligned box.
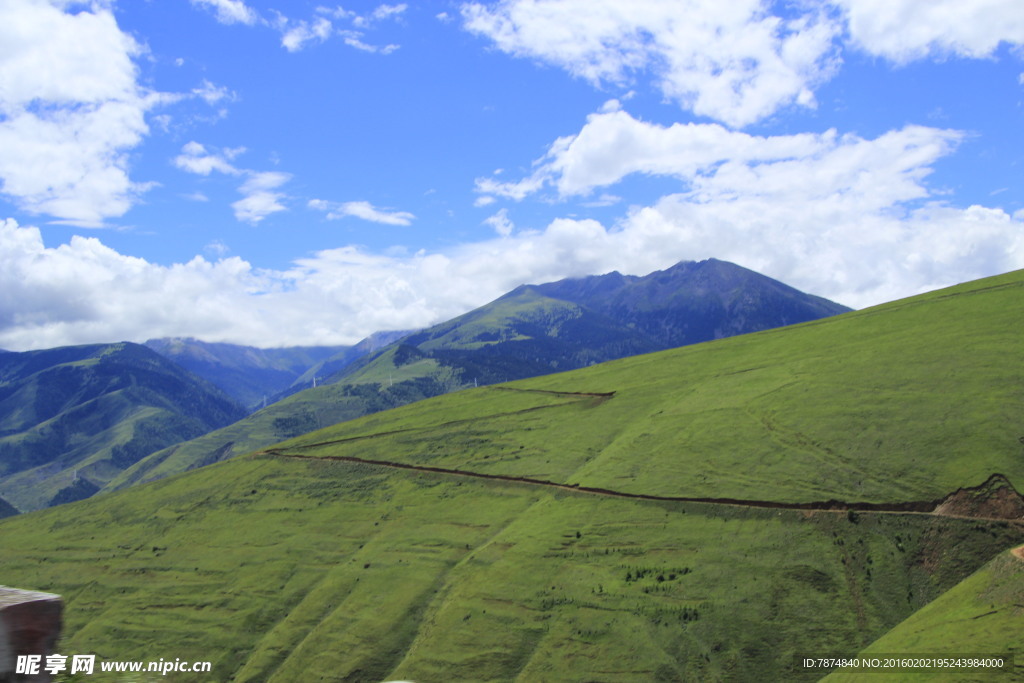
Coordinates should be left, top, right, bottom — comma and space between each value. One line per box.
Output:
0, 0, 1022, 350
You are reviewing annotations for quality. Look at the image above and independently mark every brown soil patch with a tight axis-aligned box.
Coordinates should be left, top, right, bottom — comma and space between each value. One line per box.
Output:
932, 474, 1024, 521
1012, 545, 1024, 562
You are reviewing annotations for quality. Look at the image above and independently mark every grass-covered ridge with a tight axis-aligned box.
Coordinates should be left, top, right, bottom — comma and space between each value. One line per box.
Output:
0, 342, 246, 511
0, 269, 1020, 681
279, 268, 1024, 505
112, 258, 850, 494
826, 546, 1024, 682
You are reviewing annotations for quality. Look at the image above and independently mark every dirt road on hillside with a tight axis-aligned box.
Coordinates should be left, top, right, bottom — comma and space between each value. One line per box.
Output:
260, 449, 1024, 525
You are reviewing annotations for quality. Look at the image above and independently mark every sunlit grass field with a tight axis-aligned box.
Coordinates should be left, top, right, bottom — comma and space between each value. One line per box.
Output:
0, 269, 1021, 681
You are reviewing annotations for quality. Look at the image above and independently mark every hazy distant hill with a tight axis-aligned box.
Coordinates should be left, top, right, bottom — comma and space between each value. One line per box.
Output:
1, 269, 1020, 681
144, 338, 348, 409
0, 493, 16, 519
107, 259, 849, 492
145, 332, 412, 410
277, 330, 414, 398
0, 342, 246, 511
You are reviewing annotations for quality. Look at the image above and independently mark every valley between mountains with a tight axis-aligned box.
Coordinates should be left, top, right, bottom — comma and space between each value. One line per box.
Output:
0, 265, 1021, 681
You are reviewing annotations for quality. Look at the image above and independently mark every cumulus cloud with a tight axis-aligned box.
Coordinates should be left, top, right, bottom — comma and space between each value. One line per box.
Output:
190, 0, 260, 26
273, 3, 405, 53
309, 199, 415, 226
461, 0, 1024, 127
0, 0, 161, 226
173, 141, 242, 176
232, 172, 291, 223
4, 130, 1021, 349
353, 4, 408, 28
174, 142, 290, 224
484, 208, 515, 236
192, 79, 236, 105
463, 103, 1024, 307
475, 106, 961, 206
281, 16, 333, 52
461, 0, 841, 127
837, 0, 1024, 61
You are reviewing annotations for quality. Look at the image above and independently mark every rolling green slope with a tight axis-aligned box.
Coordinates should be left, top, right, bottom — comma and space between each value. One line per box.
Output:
0, 269, 1018, 681
279, 268, 1024, 505
825, 546, 1024, 682
103, 350, 461, 492
0, 342, 246, 511
112, 260, 850, 492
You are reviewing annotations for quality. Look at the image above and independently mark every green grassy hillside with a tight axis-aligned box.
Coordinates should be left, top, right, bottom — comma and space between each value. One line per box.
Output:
0, 269, 1019, 681
0, 343, 246, 511
825, 546, 1024, 682
104, 353, 459, 492
113, 260, 850, 493
278, 268, 1024, 505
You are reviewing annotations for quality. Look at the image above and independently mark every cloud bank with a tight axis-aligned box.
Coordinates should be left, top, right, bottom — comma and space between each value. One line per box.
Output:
4, 124, 1021, 350
462, 0, 1024, 127
1, 0, 1021, 350
0, 0, 157, 226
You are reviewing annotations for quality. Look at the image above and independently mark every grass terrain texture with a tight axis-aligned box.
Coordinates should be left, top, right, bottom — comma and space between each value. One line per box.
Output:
0, 343, 246, 511
111, 259, 849, 496
279, 268, 1024, 506
825, 546, 1024, 682
0, 269, 1020, 681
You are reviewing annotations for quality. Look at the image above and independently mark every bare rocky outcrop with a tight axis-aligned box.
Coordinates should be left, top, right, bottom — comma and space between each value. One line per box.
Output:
0, 587, 62, 683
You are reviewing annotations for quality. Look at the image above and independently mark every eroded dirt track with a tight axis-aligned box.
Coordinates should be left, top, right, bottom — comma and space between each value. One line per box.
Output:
259, 449, 1024, 523
259, 385, 1024, 523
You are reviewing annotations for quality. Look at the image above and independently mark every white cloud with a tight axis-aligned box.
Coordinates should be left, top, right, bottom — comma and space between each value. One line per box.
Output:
190, 0, 260, 26
484, 208, 515, 236
351, 4, 408, 29
281, 16, 333, 52
232, 172, 290, 223
0, 0, 160, 226
339, 31, 400, 54
173, 142, 242, 176
461, 0, 841, 127
581, 193, 621, 207
192, 79, 235, 105
465, 104, 1024, 308
273, 4, 405, 53
174, 143, 290, 223
837, 0, 1024, 62
475, 107, 960, 208
309, 199, 415, 226
3, 166, 1021, 350
462, 0, 1024, 127
204, 240, 230, 256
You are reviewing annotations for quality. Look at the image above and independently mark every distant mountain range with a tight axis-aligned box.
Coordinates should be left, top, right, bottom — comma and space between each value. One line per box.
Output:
143, 331, 411, 410
0, 342, 247, 511
106, 259, 850, 493
142, 338, 346, 409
